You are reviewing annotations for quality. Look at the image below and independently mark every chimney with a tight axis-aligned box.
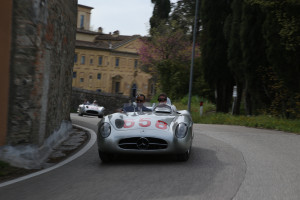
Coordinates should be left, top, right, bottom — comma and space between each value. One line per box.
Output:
112, 30, 119, 37
98, 27, 103, 33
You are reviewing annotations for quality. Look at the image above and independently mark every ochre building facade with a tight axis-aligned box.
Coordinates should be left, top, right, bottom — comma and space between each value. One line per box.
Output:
74, 5, 154, 100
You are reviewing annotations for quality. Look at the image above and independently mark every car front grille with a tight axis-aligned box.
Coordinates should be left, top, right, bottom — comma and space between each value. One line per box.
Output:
119, 137, 168, 150
86, 110, 98, 114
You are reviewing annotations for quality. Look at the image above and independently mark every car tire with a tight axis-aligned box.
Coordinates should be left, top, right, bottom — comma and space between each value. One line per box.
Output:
177, 147, 191, 162
98, 114, 103, 118
98, 150, 112, 163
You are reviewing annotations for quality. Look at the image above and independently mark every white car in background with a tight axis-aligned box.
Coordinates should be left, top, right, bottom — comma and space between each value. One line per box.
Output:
78, 103, 105, 118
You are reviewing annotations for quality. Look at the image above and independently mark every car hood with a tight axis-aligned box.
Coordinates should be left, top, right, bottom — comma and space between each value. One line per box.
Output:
108, 112, 177, 131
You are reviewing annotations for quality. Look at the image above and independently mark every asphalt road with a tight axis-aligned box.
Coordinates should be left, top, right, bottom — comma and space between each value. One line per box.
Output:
0, 114, 299, 200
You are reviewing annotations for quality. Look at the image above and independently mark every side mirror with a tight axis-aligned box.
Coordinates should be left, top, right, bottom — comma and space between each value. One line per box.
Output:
133, 102, 137, 108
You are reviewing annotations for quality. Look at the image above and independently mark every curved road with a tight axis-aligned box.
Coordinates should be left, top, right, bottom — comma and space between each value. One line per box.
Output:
0, 114, 299, 200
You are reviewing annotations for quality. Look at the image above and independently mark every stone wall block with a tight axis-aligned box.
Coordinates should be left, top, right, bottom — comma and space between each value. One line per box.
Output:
7, 0, 77, 145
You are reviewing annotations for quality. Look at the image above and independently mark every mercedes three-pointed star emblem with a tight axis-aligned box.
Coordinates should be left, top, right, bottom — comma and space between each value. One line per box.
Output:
137, 137, 149, 150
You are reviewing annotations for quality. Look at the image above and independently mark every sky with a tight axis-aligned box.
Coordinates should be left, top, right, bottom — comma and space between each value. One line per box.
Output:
78, 0, 178, 36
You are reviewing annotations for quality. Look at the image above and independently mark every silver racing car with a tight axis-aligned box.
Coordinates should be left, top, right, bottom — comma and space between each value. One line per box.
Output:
78, 103, 105, 118
97, 103, 193, 162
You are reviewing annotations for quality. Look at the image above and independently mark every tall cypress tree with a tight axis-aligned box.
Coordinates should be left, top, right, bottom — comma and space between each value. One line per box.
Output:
261, 1, 300, 117
240, 2, 269, 115
200, 0, 234, 112
149, 0, 171, 35
170, 0, 202, 41
224, 0, 244, 115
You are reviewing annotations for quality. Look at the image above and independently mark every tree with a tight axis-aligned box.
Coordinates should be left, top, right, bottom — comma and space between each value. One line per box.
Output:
200, 0, 234, 113
170, 0, 202, 40
224, 0, 244, 115
150, 0, 171, 35
239, 1, 269, 115
138, 26, 201, 99
247, 0, 300, 117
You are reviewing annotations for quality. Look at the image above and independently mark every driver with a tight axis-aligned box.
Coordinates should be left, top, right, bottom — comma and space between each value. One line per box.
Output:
158, 93, 168, 104
83, 99, 90, 105
92, 100, 98, 106
123, 94, 151, 112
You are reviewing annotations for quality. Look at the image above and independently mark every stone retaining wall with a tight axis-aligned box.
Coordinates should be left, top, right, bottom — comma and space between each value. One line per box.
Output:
71, 87, 130, 115
7, 0, 77, 146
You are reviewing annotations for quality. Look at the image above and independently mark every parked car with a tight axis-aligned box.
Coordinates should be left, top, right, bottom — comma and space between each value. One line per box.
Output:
97, 103, 193, 162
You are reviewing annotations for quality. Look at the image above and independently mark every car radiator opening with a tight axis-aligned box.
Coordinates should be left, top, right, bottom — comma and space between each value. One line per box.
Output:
86, 110, 98, 114
118, 137, 168, 150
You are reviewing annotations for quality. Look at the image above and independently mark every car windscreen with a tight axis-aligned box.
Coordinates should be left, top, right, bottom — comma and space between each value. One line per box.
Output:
154, 104, 172, 113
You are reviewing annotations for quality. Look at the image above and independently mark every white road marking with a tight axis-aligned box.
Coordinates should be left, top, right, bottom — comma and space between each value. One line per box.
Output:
0, 124, 96, 188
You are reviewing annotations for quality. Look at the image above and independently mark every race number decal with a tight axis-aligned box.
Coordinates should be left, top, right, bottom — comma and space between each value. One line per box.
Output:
122, 118, 168, 129
155, 120, 168, 130
139, 118, 151, 127
124, 119, 135, 128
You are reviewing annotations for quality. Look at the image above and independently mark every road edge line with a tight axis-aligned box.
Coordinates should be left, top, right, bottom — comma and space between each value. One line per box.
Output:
0, 124, 96, 188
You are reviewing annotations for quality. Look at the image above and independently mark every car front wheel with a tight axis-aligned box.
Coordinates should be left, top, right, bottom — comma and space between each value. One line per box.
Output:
98, 150, 113, 163
176, 147, 191, 162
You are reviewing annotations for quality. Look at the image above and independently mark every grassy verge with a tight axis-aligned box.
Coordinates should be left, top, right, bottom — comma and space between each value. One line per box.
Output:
174, 100, 300, 134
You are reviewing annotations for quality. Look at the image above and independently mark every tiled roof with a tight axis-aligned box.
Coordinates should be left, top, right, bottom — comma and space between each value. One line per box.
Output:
77, 4, 94, 9
77, 28, 99, 35
76, 40, 108, 49
112, 35, 140, 49
76, 29, 141, 50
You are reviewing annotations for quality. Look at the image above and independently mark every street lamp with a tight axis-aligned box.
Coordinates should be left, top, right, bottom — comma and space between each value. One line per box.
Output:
188, 0, 199, 112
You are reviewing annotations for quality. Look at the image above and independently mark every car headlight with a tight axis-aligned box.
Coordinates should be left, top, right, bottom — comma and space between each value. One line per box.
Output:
175, 123, 188, 138
115, 119, 124, 129
99, 122, 111, 138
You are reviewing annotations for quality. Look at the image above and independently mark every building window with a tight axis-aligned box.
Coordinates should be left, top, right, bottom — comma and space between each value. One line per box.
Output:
98, 56, 103, 66
90, 58, 93, 65
151, 83, 155, 95
115, 58, 119, 67
80, 15, 84, 28
89, 75, 92, 79
80, 78, 84, 82
134, 59, 138, 70
131, 84, 137, 98
81, 56, 85, 64
73, 71, 77, 78
115, 82, 120, 93
74, 54, 78, 63
97, 73, 101, 80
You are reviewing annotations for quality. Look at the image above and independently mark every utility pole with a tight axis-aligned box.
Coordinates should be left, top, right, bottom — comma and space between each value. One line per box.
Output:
188, 0, 199, 112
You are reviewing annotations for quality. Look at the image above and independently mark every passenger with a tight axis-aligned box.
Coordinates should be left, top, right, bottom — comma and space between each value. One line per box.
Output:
123, 94, 151, 112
